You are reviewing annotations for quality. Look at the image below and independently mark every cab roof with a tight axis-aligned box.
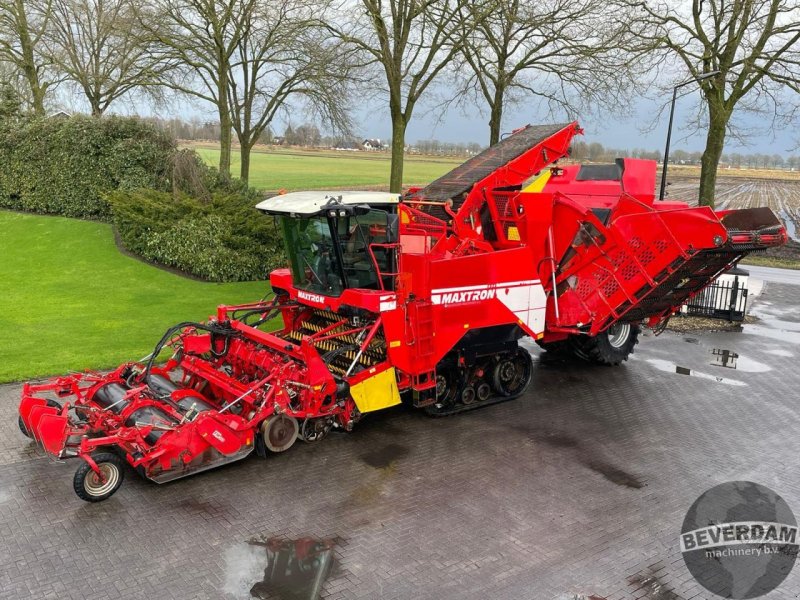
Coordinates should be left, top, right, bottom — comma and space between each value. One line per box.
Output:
256, 191, 400, 217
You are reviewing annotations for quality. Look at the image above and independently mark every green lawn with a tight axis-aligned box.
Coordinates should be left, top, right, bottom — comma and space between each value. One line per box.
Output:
0, 211, 268, 383
193, 147, 461, 190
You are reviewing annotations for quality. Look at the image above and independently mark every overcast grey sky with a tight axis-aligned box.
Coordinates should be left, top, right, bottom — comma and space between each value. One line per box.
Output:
353, 94, 799, 155
101, 84, 798, 155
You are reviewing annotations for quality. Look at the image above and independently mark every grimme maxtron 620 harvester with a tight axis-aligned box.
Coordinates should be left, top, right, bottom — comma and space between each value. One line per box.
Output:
19, 122, 786, 501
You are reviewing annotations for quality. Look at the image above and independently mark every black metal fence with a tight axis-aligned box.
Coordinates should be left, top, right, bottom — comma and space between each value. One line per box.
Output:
684, 275, 748, 322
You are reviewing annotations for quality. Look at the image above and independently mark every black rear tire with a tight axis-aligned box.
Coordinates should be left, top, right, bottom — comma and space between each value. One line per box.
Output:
573, 323, 640, 366
73, 452, 125, 502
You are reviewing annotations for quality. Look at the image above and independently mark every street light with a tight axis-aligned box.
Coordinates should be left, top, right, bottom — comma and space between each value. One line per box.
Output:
658, 70, 720, 201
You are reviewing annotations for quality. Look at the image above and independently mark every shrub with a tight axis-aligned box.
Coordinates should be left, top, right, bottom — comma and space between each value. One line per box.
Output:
107, 188, 286, 282
0, 115, 174, 219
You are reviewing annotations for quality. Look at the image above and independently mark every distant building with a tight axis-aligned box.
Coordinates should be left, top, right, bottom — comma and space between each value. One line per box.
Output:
48, 111, 71, 120
362, 138, 384, 151
333, 141, 361, 151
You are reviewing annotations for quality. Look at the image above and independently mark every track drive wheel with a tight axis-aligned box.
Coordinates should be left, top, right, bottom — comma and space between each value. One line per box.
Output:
574, 323, 640, 366
261, 414, 299, 453
73, 452, 125, 502
492, 348, 533, 398
434, 367, 460, 407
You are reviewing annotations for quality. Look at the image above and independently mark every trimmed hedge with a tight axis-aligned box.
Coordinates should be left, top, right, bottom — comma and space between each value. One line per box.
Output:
107, 188, 286, 282
0, 115, 174, 219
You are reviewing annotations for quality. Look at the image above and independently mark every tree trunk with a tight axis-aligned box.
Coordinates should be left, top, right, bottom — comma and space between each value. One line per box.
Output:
240, 137, 251, 183
15, 0, 46, 116
389, 113, 407, 193
218, 113, 232, 181
30, 85, 45, 116
217, 74, 232, 182
488, 87, 504, 146
698, 107, 728, 208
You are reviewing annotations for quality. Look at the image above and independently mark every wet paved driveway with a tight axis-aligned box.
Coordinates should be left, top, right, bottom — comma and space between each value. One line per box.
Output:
1, 281, 799, 599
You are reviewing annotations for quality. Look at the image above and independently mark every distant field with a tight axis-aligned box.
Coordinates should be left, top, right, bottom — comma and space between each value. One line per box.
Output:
0, 211, 268, 383
191, 144, 462, 191
665, 175, 800, 242
668, 164, 800, 181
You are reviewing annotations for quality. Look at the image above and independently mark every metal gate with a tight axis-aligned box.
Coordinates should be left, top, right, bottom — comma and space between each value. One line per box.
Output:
683, 273, 748, 322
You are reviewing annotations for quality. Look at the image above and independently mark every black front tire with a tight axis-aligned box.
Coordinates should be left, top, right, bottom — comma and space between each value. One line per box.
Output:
73, 452, 125, 502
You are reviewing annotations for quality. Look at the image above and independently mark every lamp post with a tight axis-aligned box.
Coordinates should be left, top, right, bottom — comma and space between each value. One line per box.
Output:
658, 70, 720, 201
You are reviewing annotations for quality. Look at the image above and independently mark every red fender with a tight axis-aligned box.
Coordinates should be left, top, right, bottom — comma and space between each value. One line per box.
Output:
36, 412, 70, 455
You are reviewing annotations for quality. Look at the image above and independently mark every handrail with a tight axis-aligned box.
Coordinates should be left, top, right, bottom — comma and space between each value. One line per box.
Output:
366, 242, 402, 292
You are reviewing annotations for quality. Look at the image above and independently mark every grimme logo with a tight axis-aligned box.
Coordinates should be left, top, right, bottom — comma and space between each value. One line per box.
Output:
680, 481, 798, 598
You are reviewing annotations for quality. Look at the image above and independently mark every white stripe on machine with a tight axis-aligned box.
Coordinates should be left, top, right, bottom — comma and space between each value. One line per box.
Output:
430, 279, 546, 334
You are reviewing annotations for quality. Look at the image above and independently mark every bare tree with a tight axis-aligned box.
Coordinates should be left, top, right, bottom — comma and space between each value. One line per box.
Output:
330, 0, 476, 192
0, 0, 54, 114
456, 0, 636, 146
627, 0, 800, 206
228, 0, 352, 182
144, 0, 256, 180
46, 0, 167, 116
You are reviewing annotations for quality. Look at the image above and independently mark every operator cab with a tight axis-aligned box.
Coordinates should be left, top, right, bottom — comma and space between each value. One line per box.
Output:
256, 191, 400, 296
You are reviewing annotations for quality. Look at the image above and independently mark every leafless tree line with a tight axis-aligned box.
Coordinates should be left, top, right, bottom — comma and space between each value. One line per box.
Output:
1, 0, 799, 204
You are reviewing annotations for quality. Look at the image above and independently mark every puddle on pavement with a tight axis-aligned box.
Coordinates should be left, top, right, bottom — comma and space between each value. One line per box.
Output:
709, 348, 771, 372
586, 459, 643, 489
534, 430, 579, 448
516, 428, 644, 489
764, 348, 794, 358
360, 443, 409, 469
683, 337, 700, 344
646, 359, 746, 386
224, 536, 337, 600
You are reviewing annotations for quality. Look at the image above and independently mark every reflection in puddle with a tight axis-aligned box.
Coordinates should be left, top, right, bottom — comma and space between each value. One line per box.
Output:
711, 348, 738, 369
249, 537, 337, 600
709, 349, 771, 372
646, 359, 746, 386
223, 537, 337, 600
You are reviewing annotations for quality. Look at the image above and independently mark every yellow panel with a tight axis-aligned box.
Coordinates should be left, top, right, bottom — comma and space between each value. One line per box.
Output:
522, 170, 551, 193
506, 226, 520, 241
350, 367, 402, 413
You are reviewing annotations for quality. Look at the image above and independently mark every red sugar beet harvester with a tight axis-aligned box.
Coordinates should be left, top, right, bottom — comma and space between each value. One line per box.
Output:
18, 122, 786, 501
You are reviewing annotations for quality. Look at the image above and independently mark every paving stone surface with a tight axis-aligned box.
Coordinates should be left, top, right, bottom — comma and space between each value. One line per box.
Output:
1, 282, 799, 599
